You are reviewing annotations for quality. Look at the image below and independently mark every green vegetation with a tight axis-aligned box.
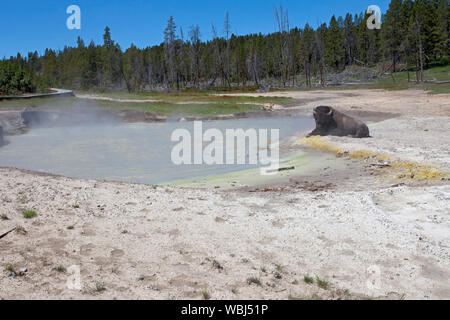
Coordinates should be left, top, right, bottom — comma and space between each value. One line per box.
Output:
0, 1, 447, 94
0, 61, 35, 95
304, 275, 314, 284
104, 101, 263, 116
368, 65, 450, 93
6, 265, 15, 272
201, 290, 211, 300
23, 210, 37, 219
377, 65, 450, 83
94, 282, 106, 293
283, 65, 450, 94
0, 95, 266, 116
77, 90, 293, 104
247, 277, 262, 286
288, 294, 323, 301
316, 276, 330, 290
55, 265, 66, 273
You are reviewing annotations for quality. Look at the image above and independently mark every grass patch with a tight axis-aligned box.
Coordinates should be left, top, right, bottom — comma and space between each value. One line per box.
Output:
288, 293, 323, 300
304, 275, 314, 284
326, 65, 450, 93
15, 226, 27, 235
376, 65, 450, 84
269, 65, 450, 95
101, 101, 263, 116
6, 264, 15, 272
0, 96, 264, 116
55, 265, 66, 273
423, 83, 450, 95
316, 276, 329, 290
76, 90, 294, 105
247, 277, 262, 286
23, 210, 37, 219
202, 289, 211, 300
94, 282, 106, 293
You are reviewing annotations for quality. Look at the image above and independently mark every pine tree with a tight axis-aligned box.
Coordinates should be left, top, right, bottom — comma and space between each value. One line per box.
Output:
299, 24, 315, 86
382, 0, 404, 72
325, 16, 345, 72
164, 16, 177, 88
436, 0, 449, 63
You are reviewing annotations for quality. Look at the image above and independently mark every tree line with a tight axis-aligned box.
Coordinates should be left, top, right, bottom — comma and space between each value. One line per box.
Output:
0, 61, 35, 95
1, 0, 448, 94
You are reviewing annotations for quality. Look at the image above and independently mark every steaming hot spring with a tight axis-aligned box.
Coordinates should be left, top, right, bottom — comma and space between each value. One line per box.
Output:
0, 109, 316, 185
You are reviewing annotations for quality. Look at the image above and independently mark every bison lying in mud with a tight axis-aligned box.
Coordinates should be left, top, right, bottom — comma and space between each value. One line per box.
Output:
307, 106, 370, 138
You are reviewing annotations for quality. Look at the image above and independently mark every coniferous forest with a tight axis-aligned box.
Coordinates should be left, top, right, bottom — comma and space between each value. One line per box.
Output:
0, 0, 448, 95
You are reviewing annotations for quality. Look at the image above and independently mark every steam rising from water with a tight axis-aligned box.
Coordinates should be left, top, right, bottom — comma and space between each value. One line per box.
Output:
0, 115, 314, 184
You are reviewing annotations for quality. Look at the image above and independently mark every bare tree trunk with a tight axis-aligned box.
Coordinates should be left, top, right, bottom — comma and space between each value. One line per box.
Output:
418, 41, 424, 82
274, 6, 291, 88
406, 59, 410, 82
415, 19, 424, 82
415, 53, 419, 82
224, 12, 231, 87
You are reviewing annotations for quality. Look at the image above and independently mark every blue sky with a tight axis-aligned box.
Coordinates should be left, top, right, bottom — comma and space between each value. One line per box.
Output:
0, 0, 390, 58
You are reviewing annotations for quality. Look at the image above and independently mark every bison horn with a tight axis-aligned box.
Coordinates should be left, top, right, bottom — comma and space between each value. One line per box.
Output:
326, 109, 333, 116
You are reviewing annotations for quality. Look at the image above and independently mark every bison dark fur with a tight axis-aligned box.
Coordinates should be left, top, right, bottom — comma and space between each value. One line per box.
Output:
307, 106, 370, 138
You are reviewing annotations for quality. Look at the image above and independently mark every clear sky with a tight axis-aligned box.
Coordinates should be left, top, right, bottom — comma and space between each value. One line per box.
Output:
0, 0, 390, 58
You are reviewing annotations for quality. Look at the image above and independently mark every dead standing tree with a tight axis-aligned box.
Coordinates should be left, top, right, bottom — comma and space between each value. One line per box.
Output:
413, 18, 424, 82
247, 41, 260, 86
274, 5, 291, 87
223, 11, 232, 87
315, 23, 327, 87
189, 25, 201, 88
211, 23, 229, 87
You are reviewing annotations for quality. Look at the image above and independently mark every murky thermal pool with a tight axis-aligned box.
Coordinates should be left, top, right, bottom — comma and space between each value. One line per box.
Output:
0, 116, 315, 184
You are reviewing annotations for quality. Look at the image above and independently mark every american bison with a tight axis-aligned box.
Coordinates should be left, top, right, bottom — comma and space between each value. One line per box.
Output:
307, 106, 370, 138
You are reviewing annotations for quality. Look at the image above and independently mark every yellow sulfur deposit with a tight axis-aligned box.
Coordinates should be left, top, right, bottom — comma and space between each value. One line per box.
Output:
299, 136, 343, 154
299, 136, 448, 182
390, 161, 446, 180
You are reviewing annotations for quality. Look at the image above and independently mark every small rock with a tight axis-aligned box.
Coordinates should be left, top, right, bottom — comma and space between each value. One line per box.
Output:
212, 260, 224, 271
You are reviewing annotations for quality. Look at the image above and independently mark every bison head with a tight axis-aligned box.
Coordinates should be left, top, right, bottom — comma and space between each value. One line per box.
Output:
313, 106, 334, 127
